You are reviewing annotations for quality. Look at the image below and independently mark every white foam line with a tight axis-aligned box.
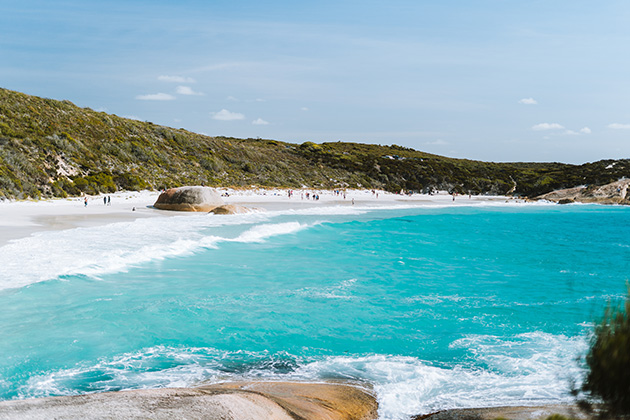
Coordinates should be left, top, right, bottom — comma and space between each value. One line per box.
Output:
0, 214, 314, 291
14, 333, 588, 419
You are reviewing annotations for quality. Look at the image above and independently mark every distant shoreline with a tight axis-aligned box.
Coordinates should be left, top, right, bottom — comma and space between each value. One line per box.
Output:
0, 188, 518, 247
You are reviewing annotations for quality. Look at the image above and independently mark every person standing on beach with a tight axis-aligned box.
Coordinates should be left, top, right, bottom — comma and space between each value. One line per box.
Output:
103, 196, 107, 205
84, 197, 88, 207
107, 196, 111, 206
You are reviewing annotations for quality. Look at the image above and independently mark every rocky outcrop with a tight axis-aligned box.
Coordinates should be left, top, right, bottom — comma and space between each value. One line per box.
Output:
153, 186, 224, 212
0, 381, 378, 420
415, 404, 589, 420
209, 204, 254, 215
537, 179, 630, 205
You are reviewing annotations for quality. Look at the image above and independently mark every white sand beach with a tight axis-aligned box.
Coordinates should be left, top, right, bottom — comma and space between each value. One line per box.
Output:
0, 188, 516, 247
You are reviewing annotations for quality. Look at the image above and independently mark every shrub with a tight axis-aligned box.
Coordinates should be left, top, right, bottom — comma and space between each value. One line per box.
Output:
582, 287, 630, 417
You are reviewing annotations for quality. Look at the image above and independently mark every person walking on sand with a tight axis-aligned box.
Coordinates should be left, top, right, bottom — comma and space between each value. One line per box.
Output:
84, 197, 88, 207
107, 196, 111, 206
103, 196, 107, 205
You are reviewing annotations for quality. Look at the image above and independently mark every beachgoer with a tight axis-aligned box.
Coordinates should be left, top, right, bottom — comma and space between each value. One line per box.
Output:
107, 196, 111, 206
84, 197, 88, 207
352, 198, 355, 205
103, 196, 107, 205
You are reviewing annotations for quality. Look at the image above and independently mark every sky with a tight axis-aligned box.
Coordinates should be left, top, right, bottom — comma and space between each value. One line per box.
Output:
1, 0, 629, 164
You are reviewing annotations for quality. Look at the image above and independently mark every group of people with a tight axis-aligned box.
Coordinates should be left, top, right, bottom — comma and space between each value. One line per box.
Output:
303, 192, 320, 200
83, 196, 112, 207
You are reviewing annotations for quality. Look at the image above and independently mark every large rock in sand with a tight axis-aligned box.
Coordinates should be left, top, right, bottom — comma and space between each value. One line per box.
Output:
0, 381, 378, 420
209, 204, 254, 215
154, 186, 224, 212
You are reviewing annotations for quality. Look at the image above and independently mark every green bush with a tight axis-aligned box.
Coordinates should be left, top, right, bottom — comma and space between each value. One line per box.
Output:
583, 287, 630, 417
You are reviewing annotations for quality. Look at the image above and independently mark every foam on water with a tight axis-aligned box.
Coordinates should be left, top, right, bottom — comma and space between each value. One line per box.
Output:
12, 330, 587, 419
0, 210, 320, 290
1, 204, 629, 420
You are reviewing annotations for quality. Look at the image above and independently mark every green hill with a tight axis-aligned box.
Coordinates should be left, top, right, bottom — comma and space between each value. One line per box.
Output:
0, 87, 629, 200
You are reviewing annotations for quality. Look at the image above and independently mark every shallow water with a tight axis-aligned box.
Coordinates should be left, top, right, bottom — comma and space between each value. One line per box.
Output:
1, 203, 628, 419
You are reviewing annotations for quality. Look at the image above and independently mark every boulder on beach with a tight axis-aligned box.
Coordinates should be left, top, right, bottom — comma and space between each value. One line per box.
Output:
153, 186, 224, 212
0, 381, 378, 420
209, 204, 254, 215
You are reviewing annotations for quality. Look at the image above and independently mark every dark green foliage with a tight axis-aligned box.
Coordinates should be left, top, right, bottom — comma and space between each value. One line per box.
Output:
1, 87, 630, 199
583, 288, 630, 417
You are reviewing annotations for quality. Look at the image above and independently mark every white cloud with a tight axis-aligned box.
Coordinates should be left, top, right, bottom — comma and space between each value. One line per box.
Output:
227, 96, 239, 101
561, 127, 591, 136
158, 75, 196, 83
426, 139, 448, 145
301, 107, 309, 111
252, 118, 269, 125
122, 115, 142, 121
519, 97, 538, 105
532, 122, 564, 131
608, 123, 630, 129
176, 86, 204, 96
211, 109, 245, 121
135, 93, 176, 101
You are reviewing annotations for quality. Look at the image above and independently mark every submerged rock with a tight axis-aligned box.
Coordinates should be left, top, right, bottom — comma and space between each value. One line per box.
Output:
0, 381, 378, 420
153, 186, 224, 212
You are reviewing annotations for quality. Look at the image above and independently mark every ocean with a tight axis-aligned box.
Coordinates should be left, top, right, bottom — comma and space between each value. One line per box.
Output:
1, 202, 629, 419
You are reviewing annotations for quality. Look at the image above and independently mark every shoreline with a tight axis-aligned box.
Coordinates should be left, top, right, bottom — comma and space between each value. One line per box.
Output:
0, 380, 588, 420
0, 188, 565, 419
0, 188, 517, 247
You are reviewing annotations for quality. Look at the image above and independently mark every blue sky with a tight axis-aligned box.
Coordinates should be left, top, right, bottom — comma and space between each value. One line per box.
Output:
1, 1, 629, 163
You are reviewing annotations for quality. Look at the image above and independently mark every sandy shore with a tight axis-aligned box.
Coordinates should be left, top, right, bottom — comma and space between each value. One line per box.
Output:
0, 188, 515, 246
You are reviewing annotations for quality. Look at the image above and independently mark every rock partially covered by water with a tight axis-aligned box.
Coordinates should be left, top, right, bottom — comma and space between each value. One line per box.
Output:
0, 381, 378, 420
154, 186, 224, 212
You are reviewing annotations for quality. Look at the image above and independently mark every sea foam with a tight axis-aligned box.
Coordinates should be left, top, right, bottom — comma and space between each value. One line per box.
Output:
14, 331, 587, 420
0, 210, 319, 291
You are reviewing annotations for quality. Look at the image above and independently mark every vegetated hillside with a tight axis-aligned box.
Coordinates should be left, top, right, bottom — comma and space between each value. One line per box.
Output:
1, 87, 629, 200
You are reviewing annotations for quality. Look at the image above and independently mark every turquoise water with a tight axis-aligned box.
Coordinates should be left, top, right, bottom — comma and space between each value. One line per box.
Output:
1, 203, 629, 419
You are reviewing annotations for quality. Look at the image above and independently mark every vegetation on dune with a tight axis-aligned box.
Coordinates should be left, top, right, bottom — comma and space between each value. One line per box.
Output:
581, 288, 630, 418
1, 87, 629, 200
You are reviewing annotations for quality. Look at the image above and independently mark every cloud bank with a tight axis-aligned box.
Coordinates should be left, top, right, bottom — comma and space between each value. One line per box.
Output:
608, 123, 630, 129
211, 109, 245, 121
158, 75, 196, 83
519, 97, 538, 105
532, 123, 564, 131
176, 86, 204, 96
135, 93, 176, 101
